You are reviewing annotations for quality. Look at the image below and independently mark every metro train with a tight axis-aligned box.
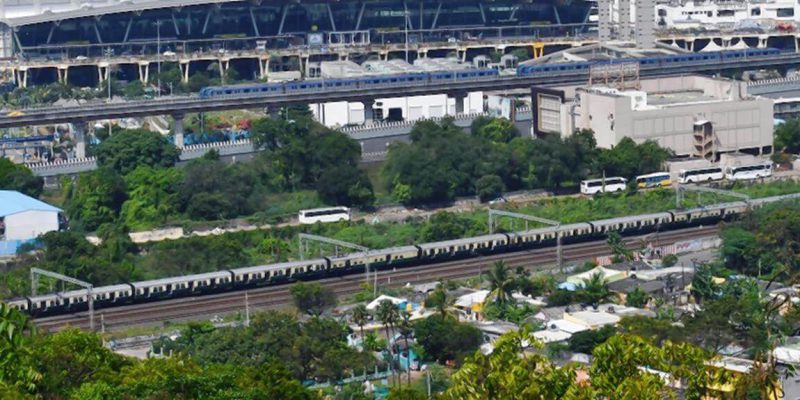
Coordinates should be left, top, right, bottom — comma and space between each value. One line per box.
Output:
516, 47, 781, 75
196, 48, 782, 99
8, 192, 800, 318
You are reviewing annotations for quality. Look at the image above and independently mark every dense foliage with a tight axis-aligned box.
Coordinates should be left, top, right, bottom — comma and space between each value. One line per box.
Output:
0, 305, 318, 399
154, 312, 379, 382
382, 119, 672, 205
60, 113, 373, 231
0, 158, 43, 198
413, 315, 483, 364
94, 129, 180, 174
720, 200, 800, 277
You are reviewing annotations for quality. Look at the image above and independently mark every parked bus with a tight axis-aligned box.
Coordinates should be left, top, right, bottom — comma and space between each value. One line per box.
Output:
635, 172, 671, 189
678, 167, 723, 184
298, 207, 351, 224
580, 177, 627, 195
725, 162, 773, 181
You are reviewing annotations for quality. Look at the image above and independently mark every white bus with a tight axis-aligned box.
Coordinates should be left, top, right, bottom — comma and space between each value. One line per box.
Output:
298, 207, 351, 224
725, 162, 773, 181
635, 172, 671, 189
678, 167, 723, 184
580, 177, 628, 195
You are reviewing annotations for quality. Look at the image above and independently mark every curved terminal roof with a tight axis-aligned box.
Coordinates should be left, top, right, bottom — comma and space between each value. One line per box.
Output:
4, 0, 247, 27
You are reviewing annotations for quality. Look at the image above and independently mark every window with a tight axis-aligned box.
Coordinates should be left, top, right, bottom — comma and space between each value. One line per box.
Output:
778, 7, 794, 17
718, 9, 735, 17
751, 7, 761, 16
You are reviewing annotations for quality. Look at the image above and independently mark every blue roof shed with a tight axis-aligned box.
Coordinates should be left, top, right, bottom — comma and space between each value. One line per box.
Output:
0, 190, 61, 217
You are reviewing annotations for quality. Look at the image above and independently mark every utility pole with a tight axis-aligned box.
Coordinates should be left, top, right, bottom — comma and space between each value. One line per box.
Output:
31, 268, 95, 331
244, 291, 250, 327
488, 209, 563, 273
298, 233, 373, 289
156, 20, 162, 97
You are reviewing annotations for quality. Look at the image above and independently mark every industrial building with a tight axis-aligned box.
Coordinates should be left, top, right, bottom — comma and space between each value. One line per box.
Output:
532, 75, 774, 158
0, 190, 63, 255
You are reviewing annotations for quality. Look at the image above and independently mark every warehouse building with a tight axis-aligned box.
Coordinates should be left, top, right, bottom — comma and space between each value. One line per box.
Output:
0, 190, 63, 255
532, 75, 774, 159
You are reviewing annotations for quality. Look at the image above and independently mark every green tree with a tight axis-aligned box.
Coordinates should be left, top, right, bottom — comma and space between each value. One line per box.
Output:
483, 261, 515, 305
0, 158, 43, 198
774, 117, 800, 154
289, 282, 338, 317
691, 263, 718, 304
316, 165, 374, 207
414, 315, 482, 364
0, 304, 40, 395
119, 166, 182, 229
63, 168, 127, 231
581, 272, 612, 305
443, 329, 575, 399
424, 285, 455, 320
122, 80, 144, 99
94, 128, 180, 175
606, 231, 633, 262
351, 304, 369, 340
475, 174, 505, 202
625, 287, 649, 308
471, 116, 519, 143
568, 325, 617, 354
30, 329, 128, 398
595, 137, 672, 179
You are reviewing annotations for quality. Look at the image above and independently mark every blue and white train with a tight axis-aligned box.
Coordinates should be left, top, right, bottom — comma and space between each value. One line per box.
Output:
196, 48, 782, 99
7, 192, 800, 318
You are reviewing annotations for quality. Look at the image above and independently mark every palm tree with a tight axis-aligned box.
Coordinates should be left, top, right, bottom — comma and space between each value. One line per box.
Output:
397, 311, 414, 386
607, 231, 633, 263
351, 304, 369, 342
424, 285, 455, 320
582, 271, 611, 305
483, 261, 515, 305
377, 300, 399, 385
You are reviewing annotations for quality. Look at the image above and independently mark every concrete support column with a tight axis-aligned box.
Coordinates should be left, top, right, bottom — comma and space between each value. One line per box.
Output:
758, 37, 767, 48
16, 68, 27, 88
687, 40, 694, 52
300, 55, 309, 78
363, 99, 375, 125
172, 113, 185, 148
455, 95, 465, 115
258, 56, 270, 80
138, 62, 149, 84
57, 66, 69, 84
72, 122, 87, 159
218, 59, 230, 83
179, 60, 190, 83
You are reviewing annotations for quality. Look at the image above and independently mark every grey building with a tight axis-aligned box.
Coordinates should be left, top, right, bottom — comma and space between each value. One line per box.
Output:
533, 75, 774, 159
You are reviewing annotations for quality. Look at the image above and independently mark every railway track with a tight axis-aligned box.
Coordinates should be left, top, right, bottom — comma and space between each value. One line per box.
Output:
33, 225, 719, 332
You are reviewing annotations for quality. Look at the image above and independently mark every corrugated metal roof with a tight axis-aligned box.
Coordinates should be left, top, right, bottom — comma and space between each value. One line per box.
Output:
0, 190, 61, 217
